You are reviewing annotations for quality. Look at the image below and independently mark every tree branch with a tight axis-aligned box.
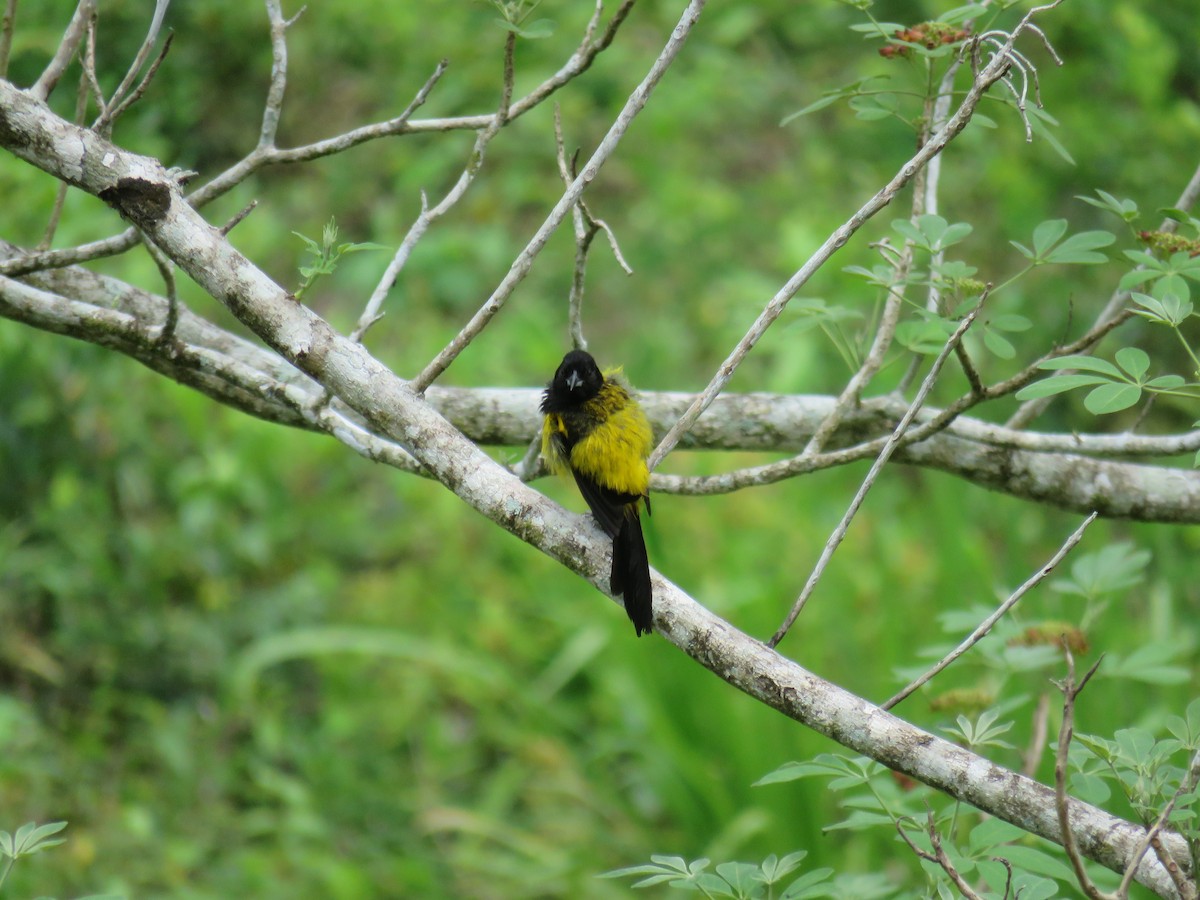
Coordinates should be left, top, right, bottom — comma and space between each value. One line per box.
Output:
411, 0, 707, 392
883, 512, 1098, 711
647, 10, 1060, 471
2, 241, 1198, 523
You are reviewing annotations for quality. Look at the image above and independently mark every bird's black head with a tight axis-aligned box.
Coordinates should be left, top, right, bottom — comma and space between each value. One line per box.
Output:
541, 349, 604, 413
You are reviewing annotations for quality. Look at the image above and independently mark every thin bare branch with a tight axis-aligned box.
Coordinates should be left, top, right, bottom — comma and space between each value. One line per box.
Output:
100, 30, 174, 133
555, 107, 593, 351
79, 6, 107, 118
647, 7, 1060, 472
552, 105, 633, 352
94, 0, 171, 133
411, 0, 708, 394
803, 255, 909, 457
769, 303, 984, 649
30, 0, 94, 101
1022, 693, 1052, 778
219, 199, 258, 235
896, 812, 986, 900
0, 0, 17, 80
1055, 645, 1114, 900
259, 0, 292, 150
883, 512, 1098, 710
37, 66, 90, 251
350, 60, 496, 345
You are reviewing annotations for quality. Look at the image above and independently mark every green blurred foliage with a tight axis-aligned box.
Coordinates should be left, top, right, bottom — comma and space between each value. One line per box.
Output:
2, 1, 1199, 898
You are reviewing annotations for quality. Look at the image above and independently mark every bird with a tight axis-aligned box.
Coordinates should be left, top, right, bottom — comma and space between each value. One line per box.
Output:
540, 349, 654, 636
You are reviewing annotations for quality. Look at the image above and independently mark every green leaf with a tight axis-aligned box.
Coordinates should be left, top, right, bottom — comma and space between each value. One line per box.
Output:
967, 817, 1027, 853
982, 328, 1016, 359
1113, 727, 1157, 765
1103, 640, 1193, 684
780, 867, 835, 900
1114, 346, 1150, 380
1051, 542, 1149, 598
1131, 292, 1194, 326
1153, 273, 1191, 303
1031, 219, 1068, 257
1123, 248, 1162, 268
1146, 370, 1187, 388
753, 758, 854, 786
1035, 355, 1122, 377
990, 314, 1032, 332
998, 844, 1077, 881
1028, 106, 1075, 164
1044, 229, 1115, 265
1076, 190, 1139, 222
1084, 382, 1141, 414
782, 93, 843, 124
4, 821, 67, 857
1069, 771, 1112, 804
849, 22, 905, 36
941, 4, 989, 25
761, 850, 808, 884
1119, 269, 1162, 292
716, 861, 761, 894
1015, 373, 1110, 400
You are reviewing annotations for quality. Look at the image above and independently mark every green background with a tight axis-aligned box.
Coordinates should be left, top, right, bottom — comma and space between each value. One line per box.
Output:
2, 1, 1198, 897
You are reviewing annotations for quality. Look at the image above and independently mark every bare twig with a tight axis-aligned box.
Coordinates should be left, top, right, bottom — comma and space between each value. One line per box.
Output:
0, 0, 17, 80
219, 200, 258, 235
37, 66, 90, 251
803, 252, 910, 457
3, 2, 635, 284
99, 31, 174, 133
896, 811, 985, 900
187, 1, 637, 212
79, 8, 107, 118
1054, 645, 1113, 900
883, 512, 1098, 710
556, 108, 593, 351
411, 0, 708, 394
139, 235, 179, 347
552, 105, 634, 352
1022, 692, 1052, 777
30, 0, 94, 101
768, 303, 984, 649
647, 6, 1062, 472
94, 0, 172, 133
1150, 827, 1199, 900
994, 855, 1015, 900
350, 59, 497, 345
259, 0, 294, 150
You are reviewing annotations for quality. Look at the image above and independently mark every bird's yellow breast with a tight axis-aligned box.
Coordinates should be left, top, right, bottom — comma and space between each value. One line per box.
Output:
541, 378, 652, 498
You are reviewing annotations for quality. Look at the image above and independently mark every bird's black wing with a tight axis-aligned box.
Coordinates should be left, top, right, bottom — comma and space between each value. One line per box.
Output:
612, 513, 653, 636
571, 469, 640, 539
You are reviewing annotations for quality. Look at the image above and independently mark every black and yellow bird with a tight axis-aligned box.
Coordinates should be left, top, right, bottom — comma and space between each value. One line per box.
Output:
540, 350, 654, 636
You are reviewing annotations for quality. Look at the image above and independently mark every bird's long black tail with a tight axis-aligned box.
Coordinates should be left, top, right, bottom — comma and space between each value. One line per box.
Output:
611, 511, 652, 637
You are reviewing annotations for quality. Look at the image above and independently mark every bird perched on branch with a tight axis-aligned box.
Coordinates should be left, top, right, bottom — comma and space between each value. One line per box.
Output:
540, 349, 654, 636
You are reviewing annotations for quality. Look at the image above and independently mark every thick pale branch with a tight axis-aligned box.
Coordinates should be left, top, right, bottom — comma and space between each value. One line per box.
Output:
1, 245, 1197, 523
